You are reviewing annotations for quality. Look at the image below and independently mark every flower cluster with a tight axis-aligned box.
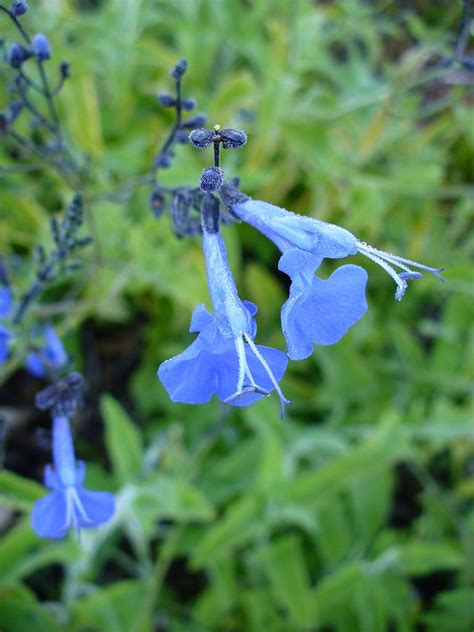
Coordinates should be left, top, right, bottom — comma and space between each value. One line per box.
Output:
0, 2, 73, 182
156, 86, 444, 416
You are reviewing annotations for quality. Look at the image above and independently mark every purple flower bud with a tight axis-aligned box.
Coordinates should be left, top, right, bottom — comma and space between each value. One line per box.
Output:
176, 130, 189, 144
9, 100, 24, 123
157, 92, 176, 107
189, 128, 214, 148
60, 61, 70, 78
171, 59, 187, 79
154, 152, 172, 169
6, 42, 31, 68
220, 128, 247, 149
32, 33, 51, 62
181, 98, 196, 111
180, 114, 207, 129
0, 113, 9, 134
149, 188, 166, 218
200, 167, 224, 193
10, 1, 28, 16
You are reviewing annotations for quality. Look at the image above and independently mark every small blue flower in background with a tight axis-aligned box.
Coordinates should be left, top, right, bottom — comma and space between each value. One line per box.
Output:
25, 323, 68, 378
31, 33, 51, 61
0, 285, 13, 318
158, 206, 289, 416
226, 194, 444, 301
0, 325, 11, 364
31, 415, 115, 539
0, 284, 13, 364
9, 1, 28, 17
278, 249, 368, 360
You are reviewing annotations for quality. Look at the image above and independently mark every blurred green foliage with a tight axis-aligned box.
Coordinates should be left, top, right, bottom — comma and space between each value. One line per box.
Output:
0, 0, 473, 631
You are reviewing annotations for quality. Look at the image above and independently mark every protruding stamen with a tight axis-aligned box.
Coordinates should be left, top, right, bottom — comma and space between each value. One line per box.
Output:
225, 385, 270, 405
357, 241, 445, 301
359, 247, 408, 300
243, 333, 290, 418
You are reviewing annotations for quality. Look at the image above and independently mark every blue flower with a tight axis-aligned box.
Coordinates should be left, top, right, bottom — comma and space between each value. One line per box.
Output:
229, 196, 444, 301
0, 286, 13, 365
0, 285, 13, 318
31, 415, 115, 539
158, 211, 289, 416
25, 324, 68, 378
10, 1, 28, 17
278, 249, 368, 360
0, 324, 11, 364
31, 34, 51, 62
158, 302, 288, 413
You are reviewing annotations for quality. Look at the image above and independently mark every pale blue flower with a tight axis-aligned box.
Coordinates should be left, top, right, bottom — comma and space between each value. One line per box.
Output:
231, 197, 444, 301
158, 216, 289, 416
25, 324, 68, 378
31, 415, 115, 539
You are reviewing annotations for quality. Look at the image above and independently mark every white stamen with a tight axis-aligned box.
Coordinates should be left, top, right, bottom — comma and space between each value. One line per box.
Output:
234, 336, 246, 394
358, 246, 407, 300
243, 333, 290, 418
63, 486, 91, 537
358, 242, 445, 281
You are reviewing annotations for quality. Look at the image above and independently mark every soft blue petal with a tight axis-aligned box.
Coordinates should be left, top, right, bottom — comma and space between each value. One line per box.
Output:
31, 490, 68, 539
0, 325, 11, 364
213, 342, 287, 407
25, 352, 47, 378
44, 324, 68, 367
76, 488, 115, 527
44, 464, 59, 489
233, 199, 358, 258
0, 286, 13, 318
225, 344, 288, 408
158, 342, 220, 404
189, 304, 214, 333
281, 258, 368, 360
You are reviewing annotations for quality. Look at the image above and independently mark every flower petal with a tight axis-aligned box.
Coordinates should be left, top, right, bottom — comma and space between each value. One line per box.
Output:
25, 352, 47, 378
280, 254, 368, 360
0, 286, 13, 319
44, 324, 68, 367
233, 199, 358, 258
158, 342, 220, 404
76, 488, 115, 528
0, 325, 11, 364
31, 489, 68, 539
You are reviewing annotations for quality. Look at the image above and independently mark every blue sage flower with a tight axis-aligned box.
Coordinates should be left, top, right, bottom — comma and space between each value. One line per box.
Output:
10, 1, 28, 16
0, 285, 13, 365
0, 325, 11, 364
6, 42, 31, 68
31, 415, 115, 539
224, 192, 444, 301
158, 196, 289, 415
0, 285, 13, 318
279, 249, 368, 360
25, 324, 68, 378
31, 33, 51, 62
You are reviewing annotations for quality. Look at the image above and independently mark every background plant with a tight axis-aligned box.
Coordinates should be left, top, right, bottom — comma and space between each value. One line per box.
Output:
0, 1, 473, 631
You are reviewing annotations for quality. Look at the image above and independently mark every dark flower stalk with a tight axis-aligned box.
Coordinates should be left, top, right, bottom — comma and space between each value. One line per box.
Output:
12, 194, 92, 325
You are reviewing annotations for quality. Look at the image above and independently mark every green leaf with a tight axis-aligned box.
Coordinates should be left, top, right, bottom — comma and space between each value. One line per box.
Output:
72, 580, 146, 632
257, 534, 315, 627
0, 584, 63, 632
0, 519, 79, 584
396, 542, 464, 576
0, 470, 45, 511
191, 496, 260, 568
101, 395, 143, 485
